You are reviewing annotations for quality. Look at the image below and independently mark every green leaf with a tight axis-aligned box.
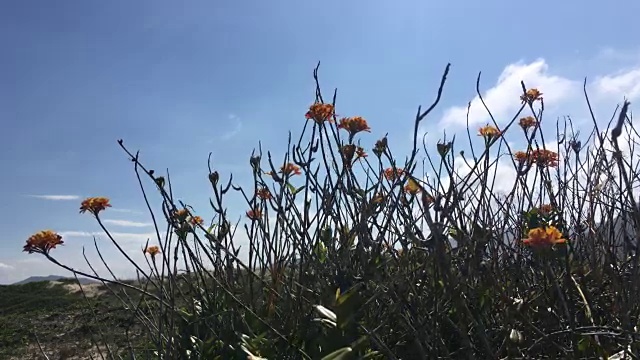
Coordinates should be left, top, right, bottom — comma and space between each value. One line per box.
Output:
286, 182, 296, 194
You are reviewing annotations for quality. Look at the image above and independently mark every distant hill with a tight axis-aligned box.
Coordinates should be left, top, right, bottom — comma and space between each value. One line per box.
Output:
12, 275, 99, 285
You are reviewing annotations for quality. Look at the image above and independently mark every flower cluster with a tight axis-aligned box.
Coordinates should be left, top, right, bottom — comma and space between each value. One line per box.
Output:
522, 226, 565, 247
280, 163, 301, 176
478, 125, 501, 140
23, 230, 64, 254
305, 103, 335, 124
172, 208, 189, 223
337, 116, 371, 136
79, 197, 111, 216
520, 88, 543, 104
512, 149, 559, 168
383, 167, 405, 181
189, 216, 204, 226
144, 245, 161, 257
246, 209, 263, 221
519, 116, 538, 130
256, 187, 272, 200
513, 151, 528, 163
530, 149, 559, 168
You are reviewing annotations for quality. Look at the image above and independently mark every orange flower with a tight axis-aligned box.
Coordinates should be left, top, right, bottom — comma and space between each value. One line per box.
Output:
246, 209, 263, 221
23, 230, 64, 254
530, 149, 559, 168
280, 163, 302, 176
404, 178, 421, 195
256, 187, 272, 200
144, 245, 161, 257
522, 226, 565, 247
79, 197, 111, 215
189, 216, 204, 226
174, 208, 189, 221
337, 117, 371, 136
513, 151, 528, 163
520, 88, 543, 104
305, 103, 335, 124
519, 116, 538, 130
383, 167, 405, 181
478, 125, 501, 139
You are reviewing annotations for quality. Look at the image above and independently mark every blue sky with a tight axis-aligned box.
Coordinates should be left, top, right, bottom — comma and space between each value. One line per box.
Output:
1, 0, 640, 283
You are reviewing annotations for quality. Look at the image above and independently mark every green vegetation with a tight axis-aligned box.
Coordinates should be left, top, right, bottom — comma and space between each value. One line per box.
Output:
8, 64, 640, 359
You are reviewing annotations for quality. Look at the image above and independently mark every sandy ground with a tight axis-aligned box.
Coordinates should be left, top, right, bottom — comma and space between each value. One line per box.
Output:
48, 280, 107, 298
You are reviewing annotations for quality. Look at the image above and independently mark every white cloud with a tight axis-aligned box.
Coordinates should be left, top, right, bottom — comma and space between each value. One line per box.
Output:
27, 194, 80, 201
0, 262, 13, 270
439, 58, 579, 127
592, 67, 640, 101
102, 219, 153, 228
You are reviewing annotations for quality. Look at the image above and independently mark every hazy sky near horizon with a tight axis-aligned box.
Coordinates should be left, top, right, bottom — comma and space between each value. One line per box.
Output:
2, 0, 640, 283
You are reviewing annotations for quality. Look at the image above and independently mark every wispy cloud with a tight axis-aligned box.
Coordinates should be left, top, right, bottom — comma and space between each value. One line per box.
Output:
221, 114, 243, 140
109, 208, 143, 214
0, 262, 14, 270
102, 219, 153, 227
27, 194, 80, 201
59, 231, 158, 243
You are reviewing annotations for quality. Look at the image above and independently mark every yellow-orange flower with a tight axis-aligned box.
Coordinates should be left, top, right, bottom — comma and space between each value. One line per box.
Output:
23, 230, 64, 254
337, 117, 371, 136
530, 149, 559, 168
189, 216, 204, 226
145, 245, 161, 257
383, 167, 405, 181
478, 125, 501, 139
173, 208, 189, 222
519, 116, 538, 130
404, 178, 421, 195
513, 151, 528, 163
522, 226, 565, 247
305, 103, 335, 124
256, 187, 272, 200
246, 209, 263, 221
280, 163, 302, 176
79, 197, 111, 215
520, 88, 543, 104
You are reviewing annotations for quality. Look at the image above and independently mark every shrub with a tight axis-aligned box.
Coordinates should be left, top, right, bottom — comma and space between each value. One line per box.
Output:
22, 63, 640, 359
